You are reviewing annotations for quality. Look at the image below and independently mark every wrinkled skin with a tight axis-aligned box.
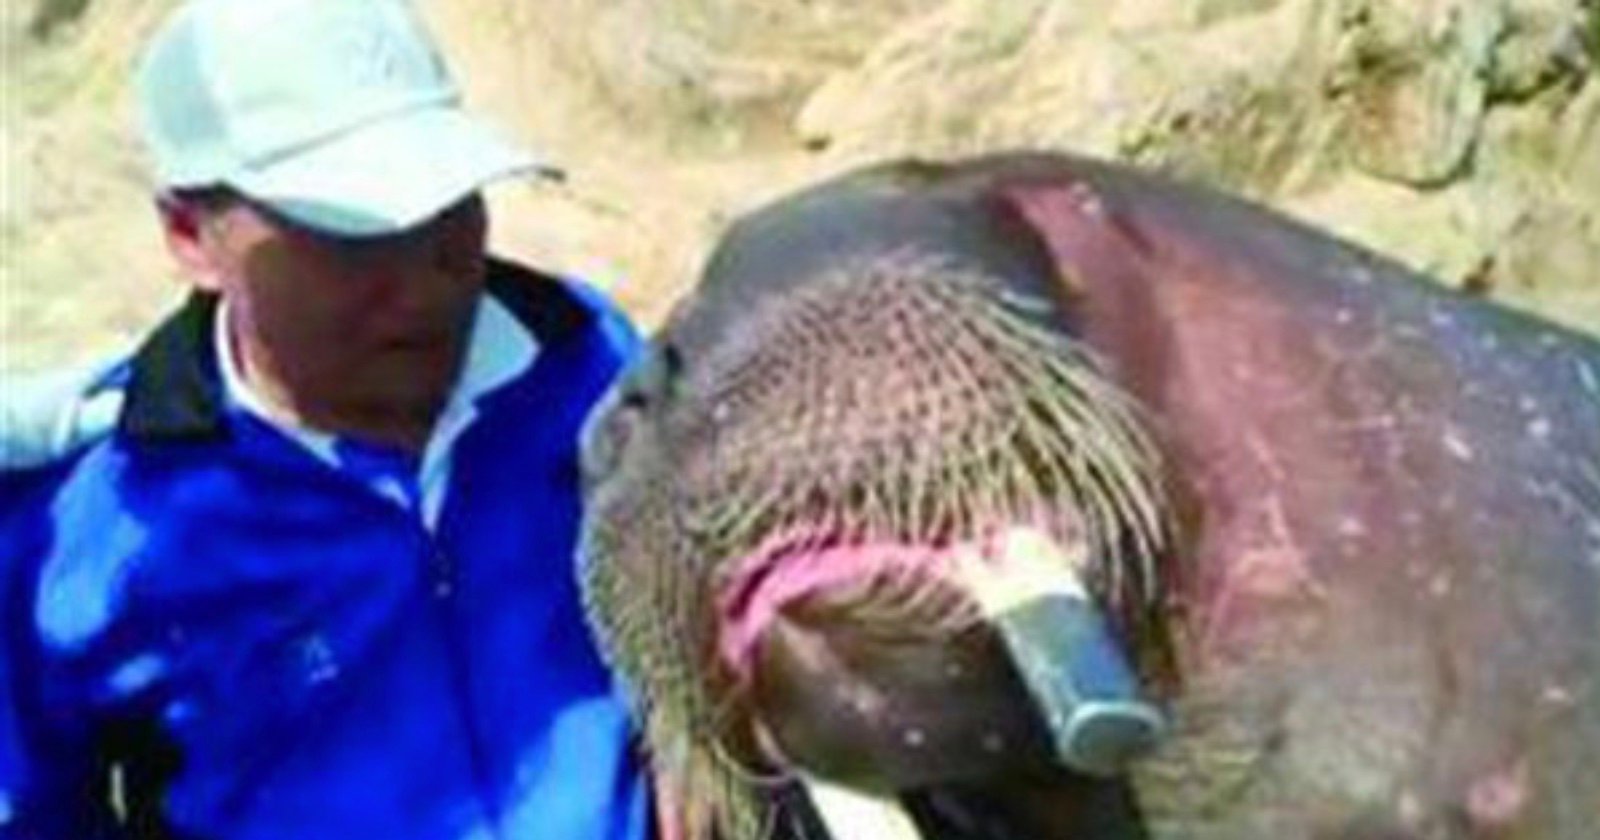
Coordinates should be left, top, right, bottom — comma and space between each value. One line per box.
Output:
579, 154, 1600, 839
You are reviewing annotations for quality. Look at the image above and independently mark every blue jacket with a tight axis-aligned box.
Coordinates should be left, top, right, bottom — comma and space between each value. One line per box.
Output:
0, 261, 651, 839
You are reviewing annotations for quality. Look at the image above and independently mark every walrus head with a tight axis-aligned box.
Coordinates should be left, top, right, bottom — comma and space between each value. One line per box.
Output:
578, 161, 1177, 838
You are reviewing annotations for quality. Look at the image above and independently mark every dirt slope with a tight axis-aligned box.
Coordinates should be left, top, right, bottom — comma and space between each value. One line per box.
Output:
3, 0, 1596, 372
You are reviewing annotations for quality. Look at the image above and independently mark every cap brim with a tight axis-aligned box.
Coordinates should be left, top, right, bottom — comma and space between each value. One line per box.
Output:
231, 106, 550, 237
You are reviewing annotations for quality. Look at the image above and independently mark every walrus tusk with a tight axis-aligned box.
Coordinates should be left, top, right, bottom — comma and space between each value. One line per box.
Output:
952, 527, 1167, 777
800, 773, 924, 840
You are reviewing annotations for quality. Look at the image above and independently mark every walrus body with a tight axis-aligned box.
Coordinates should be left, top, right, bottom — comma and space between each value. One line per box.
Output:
579, 154, 1600, 839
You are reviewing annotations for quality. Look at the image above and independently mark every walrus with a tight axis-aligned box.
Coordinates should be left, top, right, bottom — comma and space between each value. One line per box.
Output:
577, 153, 1600, 839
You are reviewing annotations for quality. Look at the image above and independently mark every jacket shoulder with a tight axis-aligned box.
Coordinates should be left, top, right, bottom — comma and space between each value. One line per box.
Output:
485, 257, 641, 360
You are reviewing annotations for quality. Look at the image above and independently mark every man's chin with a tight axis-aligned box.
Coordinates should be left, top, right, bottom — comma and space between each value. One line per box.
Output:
338, 371, 455, 434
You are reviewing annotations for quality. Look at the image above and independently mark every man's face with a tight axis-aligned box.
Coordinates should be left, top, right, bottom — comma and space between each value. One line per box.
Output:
166, 193, 489, 442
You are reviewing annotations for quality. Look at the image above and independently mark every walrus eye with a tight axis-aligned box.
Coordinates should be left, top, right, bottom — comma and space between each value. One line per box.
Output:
579, 343, 683, 493
578, 387, 628, 494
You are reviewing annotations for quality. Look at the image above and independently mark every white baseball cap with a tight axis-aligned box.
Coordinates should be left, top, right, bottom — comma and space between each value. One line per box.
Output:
137, 0, 549, 237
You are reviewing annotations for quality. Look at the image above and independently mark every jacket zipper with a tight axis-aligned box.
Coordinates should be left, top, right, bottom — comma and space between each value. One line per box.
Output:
419, 521, 503, 836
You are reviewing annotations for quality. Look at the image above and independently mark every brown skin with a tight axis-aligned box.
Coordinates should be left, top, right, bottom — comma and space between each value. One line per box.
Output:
158, 191, 489, 452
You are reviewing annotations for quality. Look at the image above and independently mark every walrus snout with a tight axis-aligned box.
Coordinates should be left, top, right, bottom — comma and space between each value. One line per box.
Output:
579, 219, 1175, 835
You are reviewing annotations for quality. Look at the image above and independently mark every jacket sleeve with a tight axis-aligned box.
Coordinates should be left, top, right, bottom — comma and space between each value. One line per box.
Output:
0, 361, 124, 473
1, 474, 122, 839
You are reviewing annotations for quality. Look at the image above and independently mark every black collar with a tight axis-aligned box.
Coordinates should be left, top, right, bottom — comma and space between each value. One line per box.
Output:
118, 257, 593, 442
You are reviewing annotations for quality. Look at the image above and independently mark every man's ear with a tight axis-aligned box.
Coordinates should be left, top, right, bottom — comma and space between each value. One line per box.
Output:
156, 196, 225, 293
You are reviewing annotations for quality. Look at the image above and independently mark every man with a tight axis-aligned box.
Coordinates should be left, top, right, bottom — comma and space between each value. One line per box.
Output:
0, 0, 651, 837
